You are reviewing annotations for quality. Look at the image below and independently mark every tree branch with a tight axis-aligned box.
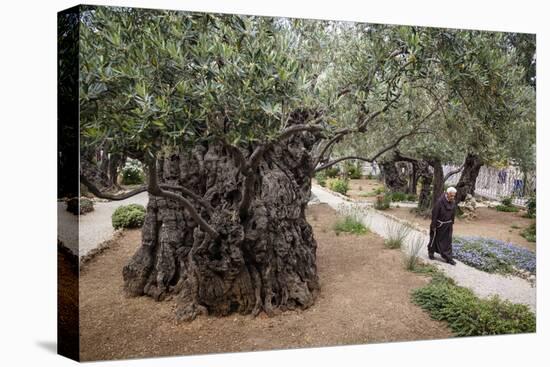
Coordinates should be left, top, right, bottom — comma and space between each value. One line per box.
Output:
81, 171, 214, 215
315, 128, 433, 173
444, 163, 464, 182
80, 175, 147, 201
160, 184, 214, 215
147, 159, 219, 238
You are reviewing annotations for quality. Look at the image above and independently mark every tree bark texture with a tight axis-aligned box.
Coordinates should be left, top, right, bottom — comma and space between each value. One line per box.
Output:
122, 126, 321, 321
428, 158, 444, 209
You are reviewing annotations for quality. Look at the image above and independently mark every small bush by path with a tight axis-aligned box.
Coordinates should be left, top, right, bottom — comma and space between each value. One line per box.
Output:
112, 204, 146, 229
328, 178, 349, 195
66, 197, 94, 215
412, 272, 535, 336
452, 236, 536, 275
343, 161, 362, 179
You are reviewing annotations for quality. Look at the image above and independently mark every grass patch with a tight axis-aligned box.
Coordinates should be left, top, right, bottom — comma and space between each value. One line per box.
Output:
411, 273, 535, 336
403, 236, 424, 271
521, 223, 536, 243
496, 205, 519, 213
495, 196, 519, 212
384, 221, 411, 249
360, 187, 385, 197
333, 215, 368, 235
510, 224, 521, 229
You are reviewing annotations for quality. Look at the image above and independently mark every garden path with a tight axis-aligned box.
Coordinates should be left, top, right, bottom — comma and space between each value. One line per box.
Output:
311, 184, 536, 312
57, 192, 149, 257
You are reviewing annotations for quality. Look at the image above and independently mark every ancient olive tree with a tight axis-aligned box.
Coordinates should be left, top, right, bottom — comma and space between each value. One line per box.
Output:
80, 8, 328, 320
80, 7, 427, 320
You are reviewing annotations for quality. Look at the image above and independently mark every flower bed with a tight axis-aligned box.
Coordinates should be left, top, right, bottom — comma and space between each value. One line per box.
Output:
452, 236, 536, 276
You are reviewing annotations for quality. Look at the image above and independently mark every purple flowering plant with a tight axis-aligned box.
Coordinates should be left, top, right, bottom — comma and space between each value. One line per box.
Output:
452, 236, 536, 275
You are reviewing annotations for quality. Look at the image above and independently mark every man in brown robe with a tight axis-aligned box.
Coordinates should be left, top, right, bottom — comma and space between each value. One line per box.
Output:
428, 187, 457, 265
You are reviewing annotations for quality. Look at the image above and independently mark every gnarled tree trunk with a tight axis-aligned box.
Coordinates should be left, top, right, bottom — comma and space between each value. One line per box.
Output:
122, 125, 320, 321
455, 153, 483, 204
380, 159, 408, 193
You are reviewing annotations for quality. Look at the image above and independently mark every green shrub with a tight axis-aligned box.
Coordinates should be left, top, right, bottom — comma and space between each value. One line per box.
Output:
412, 274, 536, 336
324, 166, 340, 178
328, 178, 349, 195
112, 204, 146, 229
333, 215, 368, 235
525, 196, 536, 218
121, 159, 145, 185
386, 191, 407, 202
315, 172, 327, 187
374, 194, 391, 210
66, 197, 94, 215
501, 196, 513, 207
343, 161, 362, 179
496, 205, 519, 213
406, 193, 417, 202
521, 223, 536, 243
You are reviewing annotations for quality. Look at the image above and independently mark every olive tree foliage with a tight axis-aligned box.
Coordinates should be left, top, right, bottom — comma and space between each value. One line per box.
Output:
79, 8, 332, 236
310, 24, 439, 171
80, 8, 322, 157
331, 28, 533, 164
79, 8, 430, 190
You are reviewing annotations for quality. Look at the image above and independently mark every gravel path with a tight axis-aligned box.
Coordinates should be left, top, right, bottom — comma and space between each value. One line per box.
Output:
311, 185, 536, 312
58, 192, 149, 257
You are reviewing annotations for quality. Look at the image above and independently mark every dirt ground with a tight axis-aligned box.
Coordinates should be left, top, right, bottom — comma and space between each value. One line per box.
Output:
58, 244, 79, 360
387, 206, 536, 251
346, 178, 385, 202
79, 204, 451, 361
